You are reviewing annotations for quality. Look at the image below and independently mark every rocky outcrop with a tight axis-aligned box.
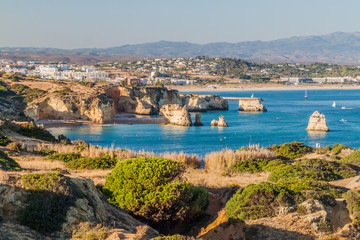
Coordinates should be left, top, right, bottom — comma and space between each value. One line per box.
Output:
159, 104, 192, 126
0, 172, 159, 239
25, 90, 115, 124
211, 116, 228, 127
194, 112, 203, 126
181, 94, 228, 112
238, 98, 267, 112
306, 111, 329, 131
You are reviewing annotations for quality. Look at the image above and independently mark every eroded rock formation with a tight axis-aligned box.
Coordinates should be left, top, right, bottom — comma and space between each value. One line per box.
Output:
211, 115, 228, 127
194, 112, 203, 126
238, 98, 267, 112
306, 111, 329, 131
159, 104, 192, 126
181, 93, 228, 112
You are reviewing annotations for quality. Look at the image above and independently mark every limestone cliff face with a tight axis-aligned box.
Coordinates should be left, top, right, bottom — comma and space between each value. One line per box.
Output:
238, 98, 267, 112
106, 86, 228, 115
181, 93, 228, 112
25, 91, 115, 124
306, 111, 329, 131
159, 104, 192, 126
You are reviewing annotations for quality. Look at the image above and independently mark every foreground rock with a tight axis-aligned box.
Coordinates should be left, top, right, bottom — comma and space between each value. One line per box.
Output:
211, 115, 228, 127
306, 111, 329, 131
0, 172, 158, 239
193, 112, 203, 126
159, 104, 192, 126
238, 98, 267, 112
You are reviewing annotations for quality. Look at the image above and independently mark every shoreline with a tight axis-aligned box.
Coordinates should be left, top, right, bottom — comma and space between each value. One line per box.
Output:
171, 84, 360, 92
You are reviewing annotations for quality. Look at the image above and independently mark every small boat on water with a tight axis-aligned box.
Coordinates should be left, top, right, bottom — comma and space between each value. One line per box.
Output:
305, 90, 308, 99
342, 106, 347, 109
332, 101, 336, 108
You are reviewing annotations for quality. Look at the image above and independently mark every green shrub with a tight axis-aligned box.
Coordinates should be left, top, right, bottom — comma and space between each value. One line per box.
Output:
229, 159, 288, 173
36, 149, 57, 156
17, 121, 57, 142
270, 142, 313, 159
225, 182, 294, 221
0, 150, 20, 170
316, 146, 331, 154
18, 173, 81, 234
11, 84, 46, 102
268, 158, 357, 182
317, 219, 333, 233
343, 189, 360, 230
331, 144, 353, 155
49, 153, 117, 170
0, 134, 12, 146
103, 157, 209, 225
278, 179, 346, 206
340, 149, 360, 164
58, 134, 71, 145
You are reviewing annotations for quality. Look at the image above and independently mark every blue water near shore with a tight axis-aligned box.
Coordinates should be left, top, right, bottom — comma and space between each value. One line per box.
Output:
49, 89, 360, 156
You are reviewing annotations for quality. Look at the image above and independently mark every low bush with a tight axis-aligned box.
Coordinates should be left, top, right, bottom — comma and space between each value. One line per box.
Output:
11, 84, 46, 102
268, 158, 357, 182
17, 121, 57, 142
0, 134, 12, 146
48, 152, 82, 162
225, 182, 294, 221
0, 150, 20, 170
331, 144, 353, 155
270, 142, 313, 159
7, 142, 21, 152
340, 149, 360, 164
343, 189, 360, 230
58, 134, 71, 145
229, 159, 288, 173
18, 173, 81, 234
103, 157, 209, 225
316, 146, 331, 154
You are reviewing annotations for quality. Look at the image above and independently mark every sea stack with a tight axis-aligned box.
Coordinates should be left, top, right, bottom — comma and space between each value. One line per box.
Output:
210, 115, 228, 127
193, 112, 203, 126
306, 111, 329, 132
238, 98, 267, 112
159, 104, 192, 126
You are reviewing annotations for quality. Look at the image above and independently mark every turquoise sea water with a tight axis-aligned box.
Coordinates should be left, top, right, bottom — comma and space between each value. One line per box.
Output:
49, 89, 360, 156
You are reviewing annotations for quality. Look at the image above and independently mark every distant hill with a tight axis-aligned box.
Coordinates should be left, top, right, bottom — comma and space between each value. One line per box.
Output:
2, 32, 360, 64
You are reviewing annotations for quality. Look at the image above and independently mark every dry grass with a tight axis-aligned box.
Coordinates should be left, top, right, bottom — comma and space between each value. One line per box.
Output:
204, 145, 277, 171
35, 143, 201, 168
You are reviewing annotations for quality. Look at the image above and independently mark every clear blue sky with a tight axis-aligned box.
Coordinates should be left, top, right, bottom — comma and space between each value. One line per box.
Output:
1, 0, 359, 49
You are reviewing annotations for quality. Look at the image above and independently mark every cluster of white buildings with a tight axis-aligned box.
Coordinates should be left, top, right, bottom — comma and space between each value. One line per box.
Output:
0, 60, 109, 81
280, 77, 359, 84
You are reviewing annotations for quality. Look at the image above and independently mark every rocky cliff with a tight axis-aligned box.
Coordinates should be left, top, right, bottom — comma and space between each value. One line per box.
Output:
159, 104, 192, 126
25, 89, 115, 124
306, 111, 329, 131
0, 172, 158, 239
238, 98, 267, 112
181, 93, 228, 112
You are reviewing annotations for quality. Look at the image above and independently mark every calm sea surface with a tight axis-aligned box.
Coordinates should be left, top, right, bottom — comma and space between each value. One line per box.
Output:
49, 89, 360, 156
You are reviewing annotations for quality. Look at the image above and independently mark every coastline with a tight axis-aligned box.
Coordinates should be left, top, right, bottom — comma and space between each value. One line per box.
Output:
171, 84, 360, 92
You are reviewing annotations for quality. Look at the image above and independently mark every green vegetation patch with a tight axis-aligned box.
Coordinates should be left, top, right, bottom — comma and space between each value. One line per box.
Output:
343, 190, 360, 230
225, 182, 294, 221
268, 158, 357, 182
340, 149, 360, 164
0, 134, 12, 146
331, 144, 353, 155
270, 141, 313, 159
11, 84, 45, 102
229, 159, 288, 173
103, 157, 209, 225
18, 173, 82, 234
48, 153, 117, 170
0, 149, 20, 170
17, 121, 57, 142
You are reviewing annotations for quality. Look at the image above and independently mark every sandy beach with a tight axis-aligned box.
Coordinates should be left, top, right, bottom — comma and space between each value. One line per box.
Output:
171, 83, 360, 92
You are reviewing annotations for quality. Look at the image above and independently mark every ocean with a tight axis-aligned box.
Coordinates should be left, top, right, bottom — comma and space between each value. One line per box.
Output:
49, 89, 360, 156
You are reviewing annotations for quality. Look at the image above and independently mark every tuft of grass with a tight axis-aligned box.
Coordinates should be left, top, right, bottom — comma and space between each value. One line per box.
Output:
331, 144, 353, 155
269, 141, 313, 159
70, 222, 109, 240
204, 145, 277, 170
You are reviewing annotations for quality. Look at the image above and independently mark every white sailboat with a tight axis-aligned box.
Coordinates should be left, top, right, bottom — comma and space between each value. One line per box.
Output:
332, 101, 336, 108
305, 90, 308, 99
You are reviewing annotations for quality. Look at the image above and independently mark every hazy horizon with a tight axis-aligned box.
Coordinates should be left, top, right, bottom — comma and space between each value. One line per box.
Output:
2, 0, 360, 49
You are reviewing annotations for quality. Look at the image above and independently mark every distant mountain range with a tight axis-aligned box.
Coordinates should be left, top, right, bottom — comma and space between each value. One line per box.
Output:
2, 32, 360, 64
